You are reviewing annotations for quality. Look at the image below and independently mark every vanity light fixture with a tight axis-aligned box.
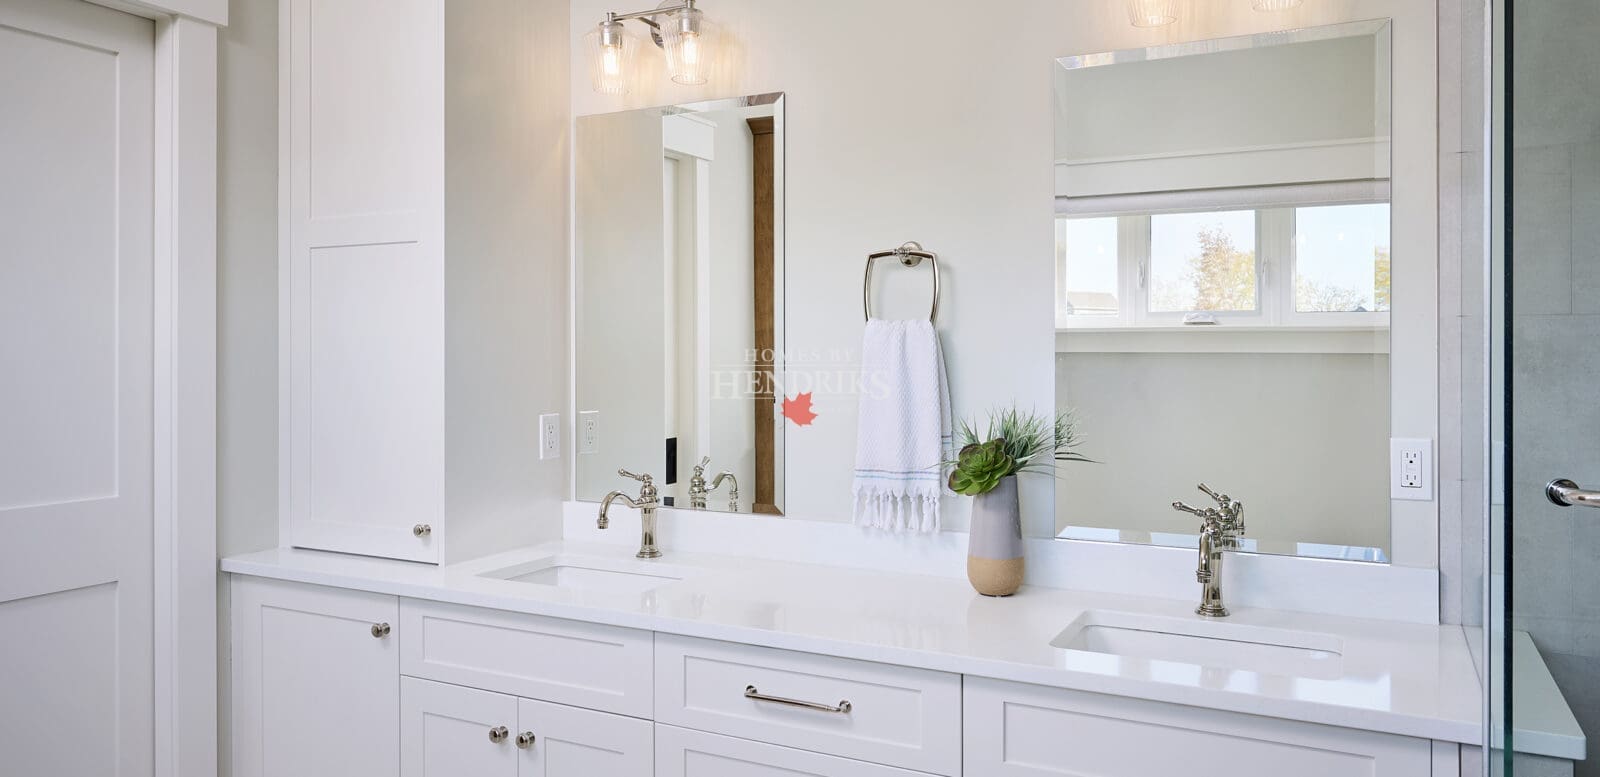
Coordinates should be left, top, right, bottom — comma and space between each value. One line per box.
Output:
586, 0, 718, 94
1252, 0, 1305, 10
1126, 0, 1178, 27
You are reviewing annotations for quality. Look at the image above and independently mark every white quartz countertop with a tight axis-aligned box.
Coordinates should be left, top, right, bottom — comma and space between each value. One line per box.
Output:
222, 541, 1483, 745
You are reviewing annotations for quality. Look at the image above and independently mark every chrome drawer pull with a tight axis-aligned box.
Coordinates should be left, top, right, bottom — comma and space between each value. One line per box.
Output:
744, 685, 852, 714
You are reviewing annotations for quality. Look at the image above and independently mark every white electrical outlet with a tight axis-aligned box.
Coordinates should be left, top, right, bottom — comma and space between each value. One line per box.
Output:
539, 413, 560, 460
579, 410, 599, 455
1390, 438, 1433, 501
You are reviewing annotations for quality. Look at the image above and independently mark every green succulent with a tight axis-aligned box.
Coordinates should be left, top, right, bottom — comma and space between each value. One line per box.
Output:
939, 405, 1095, 497
948, 438, 1015, 496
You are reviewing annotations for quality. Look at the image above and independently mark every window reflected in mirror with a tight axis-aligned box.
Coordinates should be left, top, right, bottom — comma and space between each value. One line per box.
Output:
1053, 21, 1393, 561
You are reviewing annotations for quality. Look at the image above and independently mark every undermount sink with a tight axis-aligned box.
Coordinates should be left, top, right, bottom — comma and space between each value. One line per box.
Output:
1052, 610, 1345, 680
479, 555, 689, 595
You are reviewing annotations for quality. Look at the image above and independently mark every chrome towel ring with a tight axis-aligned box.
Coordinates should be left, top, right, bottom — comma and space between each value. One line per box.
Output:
863, 241, 940, 322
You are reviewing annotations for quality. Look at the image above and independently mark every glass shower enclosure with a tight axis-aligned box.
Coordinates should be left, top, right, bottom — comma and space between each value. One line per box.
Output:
1488, 0, 1600, 773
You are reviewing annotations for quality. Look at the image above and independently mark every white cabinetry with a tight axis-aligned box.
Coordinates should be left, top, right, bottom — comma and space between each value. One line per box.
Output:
519, 695, 654, 776
401, 678, 654, 777
402, 678, 519, 777
400, 599, 654, 717
964, 677, 1435, 777
280, 0, 565, 564
655, 725, 929, 777
654, 634, 962, 776
228, 577, 1457, 777
230, 578, 400, 777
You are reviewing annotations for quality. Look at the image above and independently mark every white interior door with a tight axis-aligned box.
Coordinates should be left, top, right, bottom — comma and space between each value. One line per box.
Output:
0, 0, 155, 775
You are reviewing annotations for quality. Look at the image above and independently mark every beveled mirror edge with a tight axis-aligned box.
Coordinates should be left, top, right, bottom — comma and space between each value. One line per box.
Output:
1056, 18, 1392, 71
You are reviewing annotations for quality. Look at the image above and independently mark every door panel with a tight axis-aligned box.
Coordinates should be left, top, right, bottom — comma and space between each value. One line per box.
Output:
231, 579, 400, 777
517, 697, 653, 777
655, 725, 927, 777
285, 0, 445, 562
0, 0, 154, 774
402, 677, 520, 777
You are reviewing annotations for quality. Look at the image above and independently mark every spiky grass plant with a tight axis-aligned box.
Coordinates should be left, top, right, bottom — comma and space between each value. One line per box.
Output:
946, 406, 1092, 496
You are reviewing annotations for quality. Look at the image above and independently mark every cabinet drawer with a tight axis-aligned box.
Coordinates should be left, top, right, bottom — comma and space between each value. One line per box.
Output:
654, 634, 961, 776
656, 725, 930, 777
964, 677, 1433, 777
399, 599, 652, 717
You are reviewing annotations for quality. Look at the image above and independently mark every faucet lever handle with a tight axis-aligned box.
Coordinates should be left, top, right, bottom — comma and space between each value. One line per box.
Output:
618, 468, 652, 484
1196, 483, 1227, 505
695, 456, 710, 473
1172, 501, 1206, 517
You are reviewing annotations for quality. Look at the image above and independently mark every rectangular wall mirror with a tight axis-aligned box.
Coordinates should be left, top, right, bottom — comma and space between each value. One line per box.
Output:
1052, 21, 1394, 562
575, 93, 785, 516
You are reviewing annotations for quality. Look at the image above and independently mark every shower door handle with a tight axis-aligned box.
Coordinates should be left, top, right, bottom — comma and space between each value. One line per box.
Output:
1547, 479, 1600, 507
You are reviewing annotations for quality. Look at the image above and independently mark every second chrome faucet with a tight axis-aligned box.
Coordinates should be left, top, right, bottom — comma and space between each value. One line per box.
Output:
1172, 483, 1246, 618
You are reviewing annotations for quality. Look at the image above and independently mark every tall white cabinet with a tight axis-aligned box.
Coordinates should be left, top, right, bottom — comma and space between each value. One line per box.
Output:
279, 0, 569, 564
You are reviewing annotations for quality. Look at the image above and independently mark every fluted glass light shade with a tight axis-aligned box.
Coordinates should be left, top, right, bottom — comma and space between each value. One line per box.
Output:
660, 6, 717, 85
585, 19, 637, 95
1252, 0, 1304, 9
1126, 0, 1178, 27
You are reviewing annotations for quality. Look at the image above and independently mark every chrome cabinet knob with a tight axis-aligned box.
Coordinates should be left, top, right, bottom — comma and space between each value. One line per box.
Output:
516, 731, 536, 749
370, 622, 391, 639
489, 726, 509, 744
413, 524, 432, 538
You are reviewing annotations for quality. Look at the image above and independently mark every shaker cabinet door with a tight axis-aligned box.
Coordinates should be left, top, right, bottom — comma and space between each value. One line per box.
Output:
402, 677, 520, 777
516, 697, 653, 777
283, 0, 446, 563
231, 579, 400, 777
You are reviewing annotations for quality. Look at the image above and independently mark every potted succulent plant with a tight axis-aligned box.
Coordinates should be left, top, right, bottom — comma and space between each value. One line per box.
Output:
948, 407, 1090, 596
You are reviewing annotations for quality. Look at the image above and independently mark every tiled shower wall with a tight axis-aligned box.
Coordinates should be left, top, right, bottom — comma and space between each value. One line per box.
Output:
1439, 0, 1490, 631
1506, 0, 1600, 763
1505, 0, 1600, 655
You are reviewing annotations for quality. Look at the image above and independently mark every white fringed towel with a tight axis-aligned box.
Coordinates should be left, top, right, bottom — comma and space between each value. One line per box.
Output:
851, 319, 952, 532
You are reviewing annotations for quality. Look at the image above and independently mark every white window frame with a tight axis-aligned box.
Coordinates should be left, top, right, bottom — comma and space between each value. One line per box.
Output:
1057, 203, 1391, 332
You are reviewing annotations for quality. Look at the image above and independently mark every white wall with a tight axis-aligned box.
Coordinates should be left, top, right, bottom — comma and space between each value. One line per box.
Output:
442, 0, 572, 563
218, 0, 279, 560
1057, 352, 1391, 551
217, 2, 279, 773
574, 108, 667, 500
570, 0, 1437, 554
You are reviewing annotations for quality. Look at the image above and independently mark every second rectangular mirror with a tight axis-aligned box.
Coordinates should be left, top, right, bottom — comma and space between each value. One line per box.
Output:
1053, 21, 1394, 561
575, 93, 785, 516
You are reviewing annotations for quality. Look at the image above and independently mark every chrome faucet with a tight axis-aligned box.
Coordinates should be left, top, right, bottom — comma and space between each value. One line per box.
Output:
687, 458, 711, 509
598, 469, 662, 558
687, 457, 740, 512
1172, 483, 1245, 618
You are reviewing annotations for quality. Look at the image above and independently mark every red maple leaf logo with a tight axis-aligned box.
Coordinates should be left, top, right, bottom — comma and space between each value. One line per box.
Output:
782, 392, 818, 427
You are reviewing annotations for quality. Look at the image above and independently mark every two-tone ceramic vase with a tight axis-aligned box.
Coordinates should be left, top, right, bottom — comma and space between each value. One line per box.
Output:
966, 475, 1024, 596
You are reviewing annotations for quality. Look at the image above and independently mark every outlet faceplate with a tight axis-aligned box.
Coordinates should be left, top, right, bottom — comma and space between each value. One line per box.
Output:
539, 413, 560, 460
1390, 438, 1433, 501
579, 411, 599, 455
